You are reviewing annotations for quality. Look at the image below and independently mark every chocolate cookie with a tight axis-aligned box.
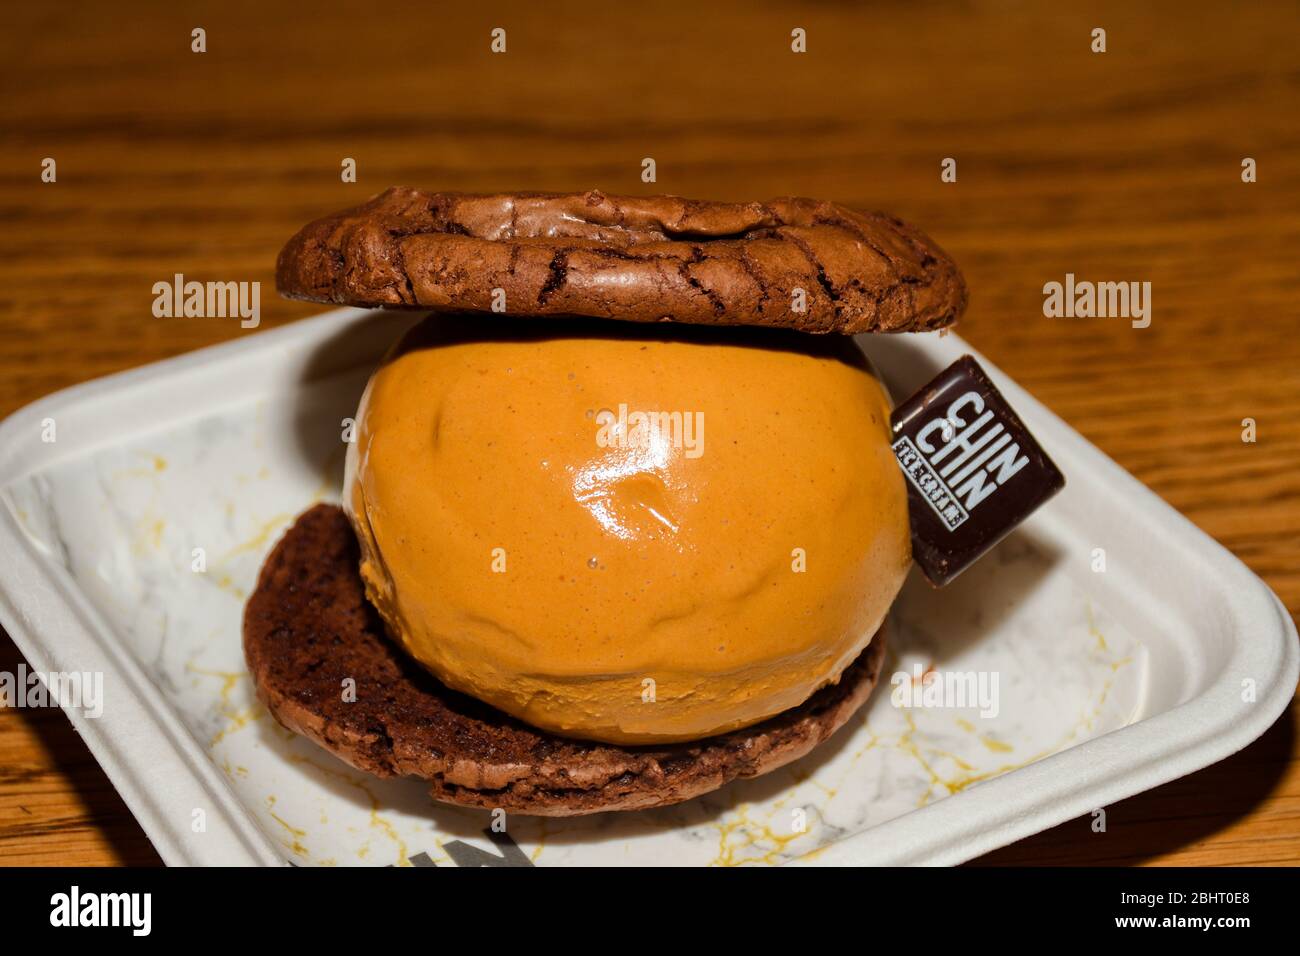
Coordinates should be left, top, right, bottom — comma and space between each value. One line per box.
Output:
243, 504, 888, 816
276, 187, 966, 335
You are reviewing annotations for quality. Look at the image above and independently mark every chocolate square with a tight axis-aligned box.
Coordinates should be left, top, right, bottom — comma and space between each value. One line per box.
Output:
890, 355, 1065, 586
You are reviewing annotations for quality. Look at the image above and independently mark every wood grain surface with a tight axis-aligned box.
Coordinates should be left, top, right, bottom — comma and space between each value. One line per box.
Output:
0, 0, 1296, 866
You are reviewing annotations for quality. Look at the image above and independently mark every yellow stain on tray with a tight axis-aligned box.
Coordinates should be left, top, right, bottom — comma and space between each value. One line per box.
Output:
213, 573, 246, 600
904, 735, 1049, 805
1083, 601, 1138, 727
530, 819, 548, 862
896, 713, 960, 805
850, 721, 881, 759
795, 842, 833, 864
286, 753, 411, 866
779, 766, 838, 804
702, 712, 880, 863
234, 467, 273, 485
269, 811, 309, 858
266, 797, 309, 858
189, 664, 240, 700
187, 664, 264, 747
115, 452, 168, 481
218, 513, 293, 563
707, 803, 810, 867
1086, 603, 1111, 654
129, 513, 167, 556
894, 714, 1039, 808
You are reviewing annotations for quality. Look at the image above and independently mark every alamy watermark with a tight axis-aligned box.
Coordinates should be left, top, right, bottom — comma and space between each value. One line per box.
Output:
0, 664, 103, 718
152, 273, 260, 328
595, 404, 704, 459
49, 886, 150, 935
890, 663, 1000, 718
1043, 273, 1150, 329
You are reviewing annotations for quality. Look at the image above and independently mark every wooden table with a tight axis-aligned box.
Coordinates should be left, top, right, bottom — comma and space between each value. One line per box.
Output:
1, 0, 1296, 866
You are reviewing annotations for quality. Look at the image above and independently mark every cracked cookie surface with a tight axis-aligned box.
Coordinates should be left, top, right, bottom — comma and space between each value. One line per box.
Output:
275, 187, 966, 334
243, 504, 888, 816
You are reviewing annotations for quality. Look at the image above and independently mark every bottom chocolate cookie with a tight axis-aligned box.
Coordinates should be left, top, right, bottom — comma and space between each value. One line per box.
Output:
243, 504, 888, 816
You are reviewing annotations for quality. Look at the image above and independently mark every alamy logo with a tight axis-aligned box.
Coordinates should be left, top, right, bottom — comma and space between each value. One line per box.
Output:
890, 665, 1000, 718
0, 664, 103, 718
50, 886, 151, 936
892, 390, 1028, 529
1042, 273, 1151, 328
152, 273, 261, 328
595, 404, 704, 459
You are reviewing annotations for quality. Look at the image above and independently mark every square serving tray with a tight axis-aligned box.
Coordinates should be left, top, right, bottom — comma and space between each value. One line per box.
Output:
0, 308, 1293, 866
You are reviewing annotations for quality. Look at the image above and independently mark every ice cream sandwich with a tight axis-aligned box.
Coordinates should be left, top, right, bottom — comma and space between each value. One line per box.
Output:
242, 189, 1043, 816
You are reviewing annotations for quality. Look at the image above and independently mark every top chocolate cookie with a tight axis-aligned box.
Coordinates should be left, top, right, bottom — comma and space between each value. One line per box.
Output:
276, 187, 966, 334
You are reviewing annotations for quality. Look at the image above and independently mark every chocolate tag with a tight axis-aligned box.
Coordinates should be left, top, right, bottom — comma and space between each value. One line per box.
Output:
890, 355, 1064, 586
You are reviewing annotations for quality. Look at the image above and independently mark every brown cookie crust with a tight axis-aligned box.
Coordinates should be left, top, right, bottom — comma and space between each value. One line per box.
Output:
243, 504, 888, 815
275, 187, 966, 335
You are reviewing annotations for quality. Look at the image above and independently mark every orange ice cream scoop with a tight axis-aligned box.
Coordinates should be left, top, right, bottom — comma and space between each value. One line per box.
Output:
343, 316, 912, 745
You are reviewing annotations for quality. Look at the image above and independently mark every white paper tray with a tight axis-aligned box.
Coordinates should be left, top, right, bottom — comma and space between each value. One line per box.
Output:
0, 309, 1293, 866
